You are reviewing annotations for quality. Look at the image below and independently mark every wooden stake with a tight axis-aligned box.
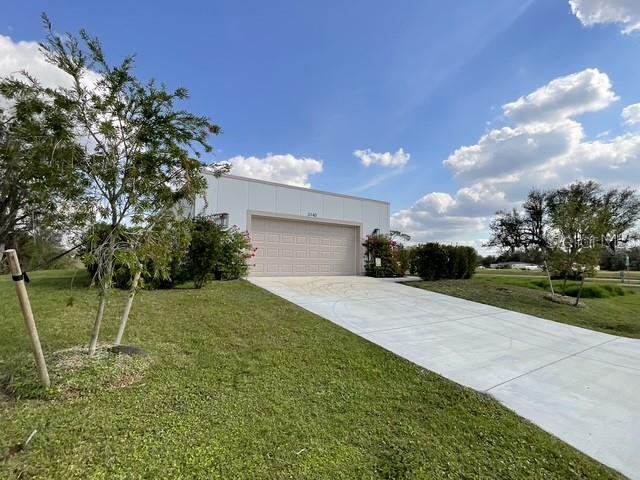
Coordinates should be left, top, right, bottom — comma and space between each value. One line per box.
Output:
4, 249, 50, 387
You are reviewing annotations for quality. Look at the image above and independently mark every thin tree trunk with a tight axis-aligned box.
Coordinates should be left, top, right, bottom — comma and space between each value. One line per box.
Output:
114, 269, 141, 346
88, 285, 107, 355
544, 260, 554, 295
562, 270, 568, 296
88, 225, 116, 356
0, 242, 5, 269
575, 273, 585, 307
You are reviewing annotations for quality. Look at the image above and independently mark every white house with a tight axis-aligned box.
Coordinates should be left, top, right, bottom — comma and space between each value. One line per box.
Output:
192, 173, 390, 276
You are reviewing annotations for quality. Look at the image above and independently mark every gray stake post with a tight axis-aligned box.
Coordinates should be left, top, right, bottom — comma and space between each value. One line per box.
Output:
4, 249, 50, 387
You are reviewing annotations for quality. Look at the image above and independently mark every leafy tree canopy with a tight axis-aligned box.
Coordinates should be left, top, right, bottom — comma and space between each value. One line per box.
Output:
0, 78, 88, 259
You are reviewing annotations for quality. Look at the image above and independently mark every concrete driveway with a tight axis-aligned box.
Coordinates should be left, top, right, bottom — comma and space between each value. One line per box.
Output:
249, 275, 640, 479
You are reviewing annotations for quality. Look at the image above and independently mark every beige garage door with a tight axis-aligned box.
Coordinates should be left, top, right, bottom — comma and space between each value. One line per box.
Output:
250, 216, 357, 276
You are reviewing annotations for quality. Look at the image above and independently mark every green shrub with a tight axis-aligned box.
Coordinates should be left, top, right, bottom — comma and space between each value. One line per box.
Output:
363, 234, 401, 277
413, 243, 447, 281
82, 217, 253, 289
414, 243, 477, 281
175, 216, 253, 288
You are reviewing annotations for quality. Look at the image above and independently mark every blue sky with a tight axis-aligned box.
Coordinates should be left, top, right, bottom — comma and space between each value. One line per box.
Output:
2, 0, 640, 248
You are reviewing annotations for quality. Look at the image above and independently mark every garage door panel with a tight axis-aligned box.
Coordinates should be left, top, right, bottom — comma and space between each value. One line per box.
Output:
251, 216, 356, 276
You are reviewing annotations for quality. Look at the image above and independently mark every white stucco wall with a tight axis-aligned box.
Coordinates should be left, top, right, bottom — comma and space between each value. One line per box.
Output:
193, 173, 390, 238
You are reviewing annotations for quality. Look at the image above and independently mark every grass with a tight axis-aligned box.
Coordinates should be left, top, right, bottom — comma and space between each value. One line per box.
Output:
0, 270, 623, 479
408, 274, 640, 338
477, 268, 640, 284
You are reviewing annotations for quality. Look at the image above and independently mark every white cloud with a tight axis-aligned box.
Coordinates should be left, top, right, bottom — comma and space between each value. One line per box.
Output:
0, 35, 70, 89
391, 187, 512, 246
569, 0, 640, 34
0, 35, 99, 92
622, 103, 640, 126
391, 201, 488, 246
502, 68, 618, 123
393, 68, 640, 250
354, 148, 410, 168
228, 153, 323, 188
444, 120, 584, 182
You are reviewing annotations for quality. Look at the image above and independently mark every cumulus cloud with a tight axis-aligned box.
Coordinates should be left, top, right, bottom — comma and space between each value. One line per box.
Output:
354, 148, 410, 168
391, 205, 487, 246
0, 35, 69, 89
393, 68, 640, 250
391, 187, 511, 246
444, 120, 584, 182
0, 35, 99, 92
569, 0, 640, 34
228, 153, 323, 188
622, 103, 640, 126
502, 68, 618, 123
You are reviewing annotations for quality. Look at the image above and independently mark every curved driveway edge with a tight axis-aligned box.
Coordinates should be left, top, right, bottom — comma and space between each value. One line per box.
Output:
249, 275, 640, 479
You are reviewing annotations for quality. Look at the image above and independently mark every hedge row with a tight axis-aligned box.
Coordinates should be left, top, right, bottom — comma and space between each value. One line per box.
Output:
413, 243, 477, 281
83, 216, 252, 290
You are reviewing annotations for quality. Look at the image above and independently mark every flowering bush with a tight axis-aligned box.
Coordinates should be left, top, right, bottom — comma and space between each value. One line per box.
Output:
218, 228, 254, 281
363, 233, 404, 277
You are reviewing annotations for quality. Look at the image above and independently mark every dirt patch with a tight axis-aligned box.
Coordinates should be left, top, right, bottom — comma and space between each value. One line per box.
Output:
544, 293, 585, 308
1, 346, 152, 401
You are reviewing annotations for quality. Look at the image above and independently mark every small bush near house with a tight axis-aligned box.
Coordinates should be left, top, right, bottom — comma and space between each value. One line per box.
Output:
414, 243, 477, 281
175, 216, 253, 288
363, 233, 403, 277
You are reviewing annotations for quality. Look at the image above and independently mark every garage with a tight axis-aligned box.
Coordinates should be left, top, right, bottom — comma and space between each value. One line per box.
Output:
250, 215, 358, 276
192, 173, 389, 276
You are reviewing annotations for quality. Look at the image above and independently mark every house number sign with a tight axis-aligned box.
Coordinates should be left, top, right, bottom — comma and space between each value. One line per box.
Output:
307, 212, 318, 217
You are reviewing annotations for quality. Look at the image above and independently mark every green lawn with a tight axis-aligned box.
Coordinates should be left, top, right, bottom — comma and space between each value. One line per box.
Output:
477, 268, 639, 282
408, 275, 640, 338
1, 270, 622, 479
